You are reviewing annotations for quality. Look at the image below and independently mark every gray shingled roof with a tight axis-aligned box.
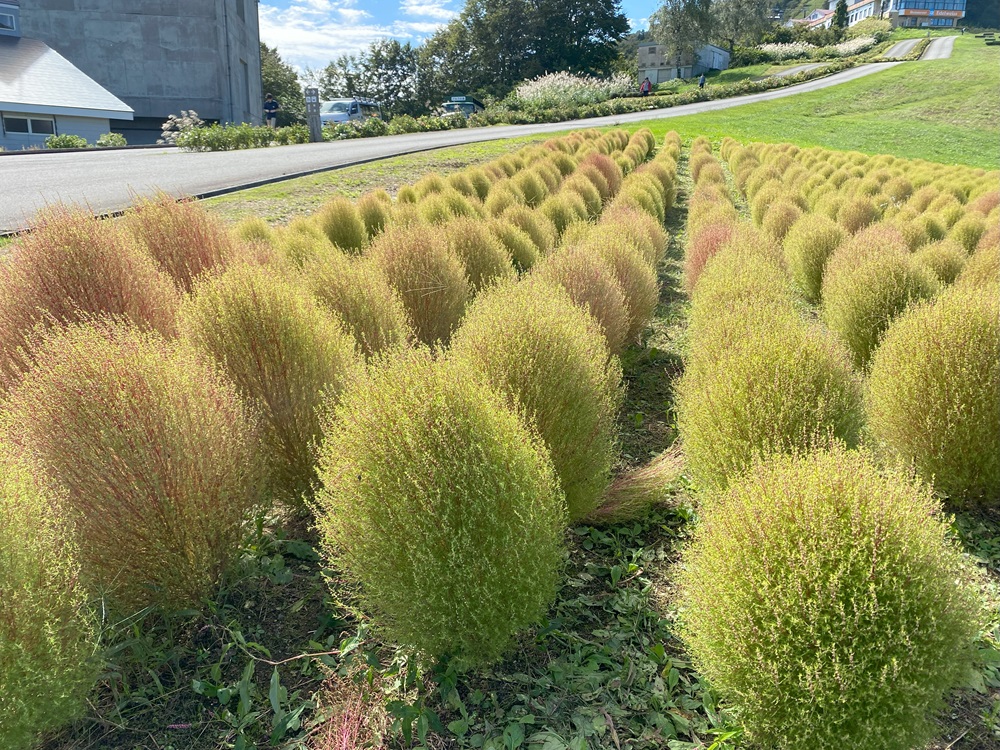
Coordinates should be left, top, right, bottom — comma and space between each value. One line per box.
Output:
0, 35, 132, 119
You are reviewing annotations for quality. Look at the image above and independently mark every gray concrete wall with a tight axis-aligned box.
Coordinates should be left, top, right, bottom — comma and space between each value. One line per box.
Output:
19, 0, 261, 125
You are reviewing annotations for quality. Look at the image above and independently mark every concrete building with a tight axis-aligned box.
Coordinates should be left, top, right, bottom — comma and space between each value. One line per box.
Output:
18, 0, 263, 143
638, 43, 731, 84
1, 0, 133, 149
822, 0, 966, 29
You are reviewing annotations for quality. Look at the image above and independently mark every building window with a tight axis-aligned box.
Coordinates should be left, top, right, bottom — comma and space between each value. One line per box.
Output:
0, 12, 14, 30
236, 0, 245, 22
240, 59, 250, 120
2, 115, 55, 135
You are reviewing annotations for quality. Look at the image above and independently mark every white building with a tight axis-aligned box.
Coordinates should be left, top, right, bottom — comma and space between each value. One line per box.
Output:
638, 44, 731, 84
0, 0, 132, 150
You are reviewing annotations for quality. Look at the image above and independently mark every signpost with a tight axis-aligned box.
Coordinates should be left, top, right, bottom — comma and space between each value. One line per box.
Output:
304, 87, 322, 143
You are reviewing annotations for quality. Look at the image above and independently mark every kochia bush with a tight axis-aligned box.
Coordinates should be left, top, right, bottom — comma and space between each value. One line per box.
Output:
0, 451, 96, 750
2, 321, 264, 612
866, 289, 1000, 502
314, 349, 565, 665
441, 217, 516, 292
450, 281, 622, 520
317, 196, 368, 253
680, 449, 983, 750
178, 265, 362, 505
782, 214, 845, 304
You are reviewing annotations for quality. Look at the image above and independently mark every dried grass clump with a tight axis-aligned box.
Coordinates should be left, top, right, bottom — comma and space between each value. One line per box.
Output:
301, 248, 412, 358
315, 349, 565, 665
821, 236, 938, 368
488, 220, 539, 271
680, 448, 984, 750
3, 321, 264, 611
585, 447, 684, 525
677, 318, 862, 490
867, 289, 1000, 501
125, 193, 233, 291
317, 196, 368, 253
450, 281, 622, 520
356, 190, 392, 240
441, 217, 515, 292
368, 225, 471, 345
0, 206, 179, 392
179, 265, 362, 505
913, 239, 966, 285
782, 214, 845, 304
533, 245, 629, 354
0, 451, 97, 750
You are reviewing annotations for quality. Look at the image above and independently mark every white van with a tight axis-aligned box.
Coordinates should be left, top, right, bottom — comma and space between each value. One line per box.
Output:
320, 98, 382, 126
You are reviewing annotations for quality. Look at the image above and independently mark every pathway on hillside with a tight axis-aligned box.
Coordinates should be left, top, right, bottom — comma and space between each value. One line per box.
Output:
0, 61, 904, 233
881, 38, 921, 58
771, 63, 826, 77
921, 35, 956, 60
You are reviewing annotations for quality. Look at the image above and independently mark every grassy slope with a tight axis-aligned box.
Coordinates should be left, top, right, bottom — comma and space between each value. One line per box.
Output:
638, 36, 999, 169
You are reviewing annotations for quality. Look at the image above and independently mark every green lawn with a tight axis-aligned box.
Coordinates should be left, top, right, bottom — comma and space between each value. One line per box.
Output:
638, 36, 999, 169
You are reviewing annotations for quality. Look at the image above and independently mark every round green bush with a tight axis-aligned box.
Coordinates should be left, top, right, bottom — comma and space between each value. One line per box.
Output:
356, 190, 392, 240
316, 195, 368, 253
0, 451, 97, 750
821, 239, 938, 369
539, 192, 588, 236
501, 205, 558, 255
578, 232, 659, 344
301, 247, 412, 359
955, 241, 999, 290
533, 244, 629, 354
837, 195, 880, 234
913, 239, 966, 285
782, 214, 844, 304
450, 280, 622, 520
2, 321, 265, 612
367, 225, 471, 345
441, 217, 516, 292
179, 264, 362, 505
866, 288, 1000, 501
599, 206, 669, 268
680, 448, 984, 750
761, 199, 803, 242
488, 220, 539, 271
948, 213, 986, 253
677, 318, 862, 490
314, 348, 565, 665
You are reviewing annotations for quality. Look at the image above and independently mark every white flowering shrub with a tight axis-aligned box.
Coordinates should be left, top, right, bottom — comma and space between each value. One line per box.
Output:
513, 72, 635, 110
757, 42, 816, 61
158, 110, 204, 145
825, 36, 878, 57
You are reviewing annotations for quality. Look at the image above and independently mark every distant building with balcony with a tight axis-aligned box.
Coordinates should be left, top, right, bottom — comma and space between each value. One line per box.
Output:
16, 0, 263, 143
638, 43, 731, 84
823, 0, 966, 28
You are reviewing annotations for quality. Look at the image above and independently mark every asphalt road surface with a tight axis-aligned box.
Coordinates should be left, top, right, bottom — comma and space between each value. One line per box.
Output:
921, 35, 956, 60
881, 38, 921, 58
771, 63, 827, 78
0, 61, 903, 233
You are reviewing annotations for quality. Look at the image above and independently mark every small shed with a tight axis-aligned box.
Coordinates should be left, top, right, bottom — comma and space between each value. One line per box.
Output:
0, 3, 132, 150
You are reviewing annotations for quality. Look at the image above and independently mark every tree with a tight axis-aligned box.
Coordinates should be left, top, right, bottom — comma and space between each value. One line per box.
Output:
650, 0, 714, 73
712, 0, 772, 54
260, 43, 306, 126
363, 40, 421, 117
318, 53, 366, 100
532, 0, 629, 76
833, 0, 849, 30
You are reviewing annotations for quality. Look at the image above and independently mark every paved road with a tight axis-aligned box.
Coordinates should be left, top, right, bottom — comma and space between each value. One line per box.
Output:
882, 38, 921, 58
771, 63, 826, 78
0, 61, 902, 233
921, 35, 956, 60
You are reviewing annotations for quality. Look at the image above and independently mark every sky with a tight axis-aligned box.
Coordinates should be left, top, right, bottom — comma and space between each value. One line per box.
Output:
259, 0, 655, 74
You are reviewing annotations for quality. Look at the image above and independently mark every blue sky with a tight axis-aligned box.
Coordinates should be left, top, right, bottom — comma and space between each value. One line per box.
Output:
259, 0, 655, 73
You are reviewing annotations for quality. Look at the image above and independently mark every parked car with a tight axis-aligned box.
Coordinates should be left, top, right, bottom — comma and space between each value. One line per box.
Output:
320, 98, 382, 126
440, 95, 485, 118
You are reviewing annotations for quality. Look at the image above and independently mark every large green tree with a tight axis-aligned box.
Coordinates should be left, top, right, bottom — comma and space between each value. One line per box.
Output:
318, 40, 422, 117
650, 0, 714, 71
712, 0, 772, 54
532, 0, 629, 76
260, 43, 305, 126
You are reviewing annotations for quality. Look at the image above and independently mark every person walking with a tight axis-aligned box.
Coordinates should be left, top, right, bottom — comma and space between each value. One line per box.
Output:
640, 77, 652, 96
263, 93, 280, 128
698, 73, 706, 89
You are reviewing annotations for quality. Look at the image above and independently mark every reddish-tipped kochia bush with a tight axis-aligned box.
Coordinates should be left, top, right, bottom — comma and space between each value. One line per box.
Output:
178, 264, 363, 505
3, 321, 265, 612
450, 280, 622, 520
367, 225, 471, 345
0, 206, 179, 393
124, 192, 234, 291
685, 221, 737, 295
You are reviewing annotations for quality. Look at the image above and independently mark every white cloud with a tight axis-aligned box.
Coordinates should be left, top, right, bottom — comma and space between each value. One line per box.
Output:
259, 1, 449, 71
399, 0, 458, 21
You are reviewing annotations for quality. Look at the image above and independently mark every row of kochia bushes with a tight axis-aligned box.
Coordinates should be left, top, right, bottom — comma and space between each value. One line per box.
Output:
674, 137, 998, 749
0, 127, 682, 748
